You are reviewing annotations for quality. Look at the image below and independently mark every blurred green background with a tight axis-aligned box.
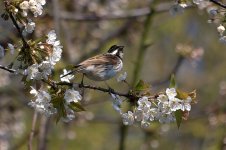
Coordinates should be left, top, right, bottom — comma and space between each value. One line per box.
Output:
1, 0, 226, 150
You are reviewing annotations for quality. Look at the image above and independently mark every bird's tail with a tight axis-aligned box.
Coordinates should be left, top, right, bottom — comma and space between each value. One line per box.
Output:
60, 71, 74, 78
60, 65, 81, 78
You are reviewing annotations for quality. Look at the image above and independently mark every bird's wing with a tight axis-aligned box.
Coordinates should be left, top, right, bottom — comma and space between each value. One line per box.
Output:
76, 54, 119, 68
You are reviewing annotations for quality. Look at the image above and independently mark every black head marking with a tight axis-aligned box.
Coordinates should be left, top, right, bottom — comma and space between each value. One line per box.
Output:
107, 44, 123, 53
107, 45, 124, 59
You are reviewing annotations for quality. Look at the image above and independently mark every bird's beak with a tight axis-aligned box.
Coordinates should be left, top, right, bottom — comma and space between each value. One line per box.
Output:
118, 46, 124, 50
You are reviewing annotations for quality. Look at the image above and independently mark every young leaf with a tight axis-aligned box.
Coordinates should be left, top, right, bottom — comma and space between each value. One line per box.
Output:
188, 90, 197, 104
69, 102, 85, 112
175, 110, 182, 129
169, 74, 176, 88
135, 80, 150, 91
52, 97, 66, 123
176, 89, 189, 100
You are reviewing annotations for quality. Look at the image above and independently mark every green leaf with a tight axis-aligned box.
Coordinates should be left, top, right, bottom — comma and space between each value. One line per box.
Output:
52, 97, 66, 123
175, 110, 183, 129
176, 89, 189, 100
68, 102, 85, 112
135, 80, 150, 91
169, 74, 176, 88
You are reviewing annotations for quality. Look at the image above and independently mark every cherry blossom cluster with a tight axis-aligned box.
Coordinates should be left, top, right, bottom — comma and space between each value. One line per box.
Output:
17, 0, 46, 34
24, 30, 63, 80
29, 86, 57, 116
29, 86, 83, 121
217, 25, 226, 44
19, 0, 46, 17
121, 88, 192, 128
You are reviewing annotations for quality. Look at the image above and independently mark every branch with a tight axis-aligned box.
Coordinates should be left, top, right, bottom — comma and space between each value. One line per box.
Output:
38, 116, 50, 150
209, 0, 226, 9
4, 0, 29, 48
28, 111, 38, 150
56, 82, 134, 99
0, 64, 135, 99
0, 65, 15, 73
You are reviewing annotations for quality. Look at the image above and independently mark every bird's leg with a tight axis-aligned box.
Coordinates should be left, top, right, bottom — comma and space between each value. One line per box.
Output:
81, 74, 84, 86
104, 81, 114, 94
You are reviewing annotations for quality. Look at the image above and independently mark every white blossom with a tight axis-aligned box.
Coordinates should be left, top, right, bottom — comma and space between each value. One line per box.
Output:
29, 0, 44, 17
149, 108, 158, 121
110, 93, 122, 113
38, 61, 52, 79
36, 0, 46, 5
117, 72, 127, 82
26, 64, 40, 80
157, 94, 168, 103
137, 96, 151, 110
180, 97, 192, 111
122, 111, 134, 125
61, 106, 76, 122
0, 45, 5, 58
219, 36, 226, 44
19, 0, 46, 17
22, 10, 28, 17
166, 88, 177, 100
46, 30, 63, 65
169, 97, 182, 111
46, 30, 57, 44
28, 86, 57, 116
179, 3, 188, 8
133, 109, 143, 121
193, 0, 203, 5
19, 1, 29, 10
24, 21, 35, 33
7, 43, 15, 55
64, 89, 82, 104
217, 24, 225, 36
60, 69, 74, 82
141, 120, 150, 128
30, 86, 38, 96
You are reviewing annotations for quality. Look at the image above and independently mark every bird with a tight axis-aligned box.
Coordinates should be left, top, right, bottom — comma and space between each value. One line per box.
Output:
61, 45, 124, 83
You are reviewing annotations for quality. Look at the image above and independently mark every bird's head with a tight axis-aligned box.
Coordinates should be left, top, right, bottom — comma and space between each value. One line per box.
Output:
107, 45, 124, 59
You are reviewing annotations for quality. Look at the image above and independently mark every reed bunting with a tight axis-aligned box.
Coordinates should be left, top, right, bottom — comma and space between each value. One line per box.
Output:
61, 45, 124, 81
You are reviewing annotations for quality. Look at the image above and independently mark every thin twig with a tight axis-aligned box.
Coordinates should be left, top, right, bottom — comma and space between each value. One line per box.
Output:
4, 0, 29, 48
28, 111, 38, 150
56, 82, 134, 99
38, 116, 50, 150
0, 65, 15, 73
209, 0, 226, 9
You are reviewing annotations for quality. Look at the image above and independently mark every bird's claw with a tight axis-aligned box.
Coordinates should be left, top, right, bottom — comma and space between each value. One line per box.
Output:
108, 87, 115, 94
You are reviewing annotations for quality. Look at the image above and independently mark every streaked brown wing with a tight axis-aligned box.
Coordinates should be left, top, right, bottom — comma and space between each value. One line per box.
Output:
78, 54, 119, 67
